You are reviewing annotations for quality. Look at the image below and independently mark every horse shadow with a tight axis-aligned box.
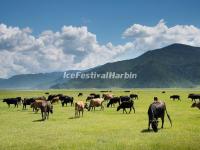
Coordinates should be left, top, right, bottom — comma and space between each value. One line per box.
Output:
32, 119, 45, 122
141, 127, 171, 133
140, 129, 157, 133
68, 116, 82, 119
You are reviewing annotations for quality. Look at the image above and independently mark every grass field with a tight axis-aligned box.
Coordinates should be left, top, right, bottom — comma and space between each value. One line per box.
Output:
0, 89, 199, 150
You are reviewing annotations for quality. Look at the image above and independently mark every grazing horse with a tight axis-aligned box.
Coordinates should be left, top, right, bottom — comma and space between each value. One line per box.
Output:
30, 100, 44, 112
86, 95, 95, 102
148, 101, 172, 132
88, 98, 104, 111
48, 94, 61, 102
102, 94, 113, 101
78, 93, 83, 97
23, 98, 35, 110
107, 97, 120, 107
75, 101, 86, 117
50, 96, 60, 104
124, 90, 130, 92
120, 96, 131, 103
23, 96, 45, 110
60, 96, 74, 106
191, 102, 200, 109
130, 94, 138, 100
188, 94, 200, 102
41, 101, 53, 120
89, 93, 100, 98
100, 90, 109, 92
117, 100, 135, 114
3, 97, 21, 108
170, 95, 181, 101
32, 100, 53, 120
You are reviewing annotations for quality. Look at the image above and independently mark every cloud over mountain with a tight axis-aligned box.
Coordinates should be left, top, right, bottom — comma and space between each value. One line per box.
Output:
123, 19, 200, 51
1, 20, 200, 78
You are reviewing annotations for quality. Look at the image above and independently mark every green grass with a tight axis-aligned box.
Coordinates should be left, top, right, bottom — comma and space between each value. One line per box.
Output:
0, 89, 199, 150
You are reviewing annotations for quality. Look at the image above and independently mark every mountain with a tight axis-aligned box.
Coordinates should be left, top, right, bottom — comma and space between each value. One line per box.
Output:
52, 43, 200, 88
0, 70, 79, 89
1, 43, 200, 89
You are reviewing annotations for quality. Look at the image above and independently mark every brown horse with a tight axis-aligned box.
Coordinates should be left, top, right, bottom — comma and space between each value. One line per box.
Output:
31, 100, 53, 120
75, 101, 86, 117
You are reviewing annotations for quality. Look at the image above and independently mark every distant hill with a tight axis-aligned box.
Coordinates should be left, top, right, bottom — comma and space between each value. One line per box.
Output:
52, 43, 200, 88
0, 70, 79, 89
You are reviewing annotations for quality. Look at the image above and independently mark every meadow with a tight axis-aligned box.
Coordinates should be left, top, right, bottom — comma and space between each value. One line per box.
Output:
0, 89, 199, 150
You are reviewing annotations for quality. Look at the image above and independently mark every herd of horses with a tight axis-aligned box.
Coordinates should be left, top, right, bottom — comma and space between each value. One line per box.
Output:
2, 91, 200, 132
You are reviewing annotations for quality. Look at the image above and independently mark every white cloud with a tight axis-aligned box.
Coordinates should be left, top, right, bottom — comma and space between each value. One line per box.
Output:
1, 20, 200, 78
0, 24, 128, 78
122, 19, 200, 51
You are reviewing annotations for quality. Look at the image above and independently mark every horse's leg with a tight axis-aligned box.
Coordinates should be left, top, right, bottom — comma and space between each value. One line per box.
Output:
132, 106, 135, 113
41, 111, 44, 120
75, 110, 77, 117
78, 110, 80, 117
129, 107, 132, 113
161, 115, 165, 128
125, 108, 127, 114
44, 111, 47, 120
101, 105, 104, 110
148, 119, 151, 130
47, 111, 49, 120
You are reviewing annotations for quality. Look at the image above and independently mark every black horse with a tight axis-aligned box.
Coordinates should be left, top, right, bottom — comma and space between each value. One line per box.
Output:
3, 97, 21, 108
170, 95, 180, 101
188, 94, 200, 102
117, 100, 135, 114
107, 97, 120, 107
148, 101, 172, 132
60, 96, 74, 106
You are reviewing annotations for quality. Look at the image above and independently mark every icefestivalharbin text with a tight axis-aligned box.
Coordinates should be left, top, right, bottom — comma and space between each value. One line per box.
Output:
63, 72, 137, 80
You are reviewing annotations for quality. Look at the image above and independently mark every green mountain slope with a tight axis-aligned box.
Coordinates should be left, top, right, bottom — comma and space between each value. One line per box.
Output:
52, 44, 200, 88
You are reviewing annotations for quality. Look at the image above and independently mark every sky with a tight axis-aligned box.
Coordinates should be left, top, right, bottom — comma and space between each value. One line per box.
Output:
0, 0, 200, 78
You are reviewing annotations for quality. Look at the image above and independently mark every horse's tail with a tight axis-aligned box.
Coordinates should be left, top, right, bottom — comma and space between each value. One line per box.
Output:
165, 105, 172, 127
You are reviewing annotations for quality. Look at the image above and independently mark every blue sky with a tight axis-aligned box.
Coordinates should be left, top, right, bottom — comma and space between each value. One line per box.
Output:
1, 0, 200, 44
1, 0, 200, 77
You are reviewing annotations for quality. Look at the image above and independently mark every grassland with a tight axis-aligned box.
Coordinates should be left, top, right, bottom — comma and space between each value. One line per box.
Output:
0, 89, 199, 150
